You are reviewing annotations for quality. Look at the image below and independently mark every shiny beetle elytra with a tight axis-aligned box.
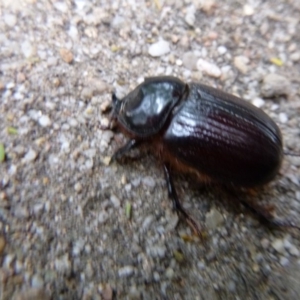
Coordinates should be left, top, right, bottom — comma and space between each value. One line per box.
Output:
110, 76, 298, 234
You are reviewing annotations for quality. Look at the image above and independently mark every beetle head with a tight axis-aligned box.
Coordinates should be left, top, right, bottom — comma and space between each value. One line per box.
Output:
114, 76, 187, 138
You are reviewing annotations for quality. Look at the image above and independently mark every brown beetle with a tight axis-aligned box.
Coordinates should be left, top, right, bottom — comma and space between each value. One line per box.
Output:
110, 76, 298, 235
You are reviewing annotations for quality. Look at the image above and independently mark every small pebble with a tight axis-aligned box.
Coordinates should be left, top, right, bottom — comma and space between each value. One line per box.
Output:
142, 215, 154, 231
14, 206, 30, 219
227, 280, 236, 292
272, 238, 285, 254
261, 74, 290, 98
201, 0, 216, 14
153, 272, 160, 282
243, 4, 254, 16
131, 178, 140, 187
31, 274, 44, 288
252, 97, 265, 108
21, 41, 36, 58
53, 1, 68, 12
289, 246, 299, 257
128, 285, 140, 299
59, 48, 73, 64
146, 245, 166, 258
290, 52, 300, 62
88, 78, 108, 95
280, 256, 289, 266
100, 100, 111, 112
98, 211, 108, 224
260, 238, 269, 249
72, 238, 85, 256
38, 115, 51, 127
68, 25, 79, 40
110, 194, 121, 208
197, 59, 221, 78
22, 149, 38, 163
81, 87, 93, 100
118, 266, 134, 277
4, 13, 17, 27
3, 254, 15, 268
182, 52, 198, 70
142, 176, 156, 188
205, 208, 224, 230
148, 39, 170, 57
234, 56, 249, 74
185, 12, 195, 27
217, 46, 227, 55
165, 268, 174, 279
74, 182, 82, 193
54, 254, 71, 275
278, 112, 288, 123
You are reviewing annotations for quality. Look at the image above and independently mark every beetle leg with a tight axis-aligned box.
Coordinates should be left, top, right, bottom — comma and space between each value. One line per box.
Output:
111, 139, 141, 161
240, 199, 300, 230
163, 164, 203, 237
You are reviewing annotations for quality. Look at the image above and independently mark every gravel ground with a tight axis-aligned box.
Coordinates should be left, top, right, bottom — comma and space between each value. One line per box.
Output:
1, 0, 300, 299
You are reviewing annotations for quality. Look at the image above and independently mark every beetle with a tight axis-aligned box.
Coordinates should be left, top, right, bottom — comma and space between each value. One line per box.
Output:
110, 76, 298, 235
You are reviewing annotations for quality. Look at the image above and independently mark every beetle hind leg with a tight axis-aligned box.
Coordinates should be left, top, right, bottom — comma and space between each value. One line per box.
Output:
240, 199, 300, 230
163, 164, 203, 237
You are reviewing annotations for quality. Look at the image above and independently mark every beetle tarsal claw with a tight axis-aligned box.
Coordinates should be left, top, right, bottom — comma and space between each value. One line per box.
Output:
184, 214, 204, 238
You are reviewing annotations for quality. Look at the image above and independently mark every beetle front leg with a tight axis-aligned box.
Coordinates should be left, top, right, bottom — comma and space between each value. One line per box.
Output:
163, 164, 203, 237
111, 139, 141, 161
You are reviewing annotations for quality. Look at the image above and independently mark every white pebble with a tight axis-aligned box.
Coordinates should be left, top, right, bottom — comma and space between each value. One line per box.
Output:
68, 25, 79, 40
217, 46, 227, 55
278, 113, 288, 123
23, 149, 38, 163
110, 194, 121, 208
142, 176, 156, 188
148, 39, 170, 57
31, 274, 44, 288
272, 238, 285, 254
146, 245, 166, 258
243, 4, 255, 16
280, 256, 289, 266
68, 118, 78, 127
234, 56, 249, 74
4, 14, 17, 27
197, 59, 221, 78
55, 254, 71, 274
252, 97, 265, 108
21, 40, 35, 58
289, 246, 299, 257
53, 1, 68, 12
118, 266, 134, 277
38, 115, 51, 127
72, 238, 85, 256
175, 59, 183, 66
185, 12, 195, 27
98, 211, 108, 224
142, 215, 154, 231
